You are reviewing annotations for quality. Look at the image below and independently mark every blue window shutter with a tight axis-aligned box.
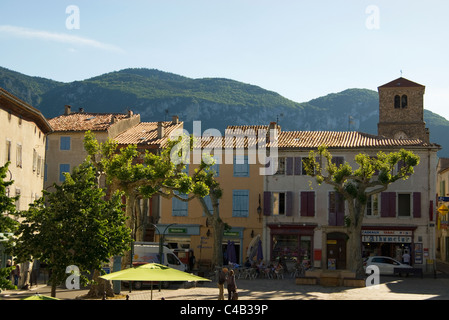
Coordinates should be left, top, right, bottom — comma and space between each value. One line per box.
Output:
233, 155, 249, 177
172, 192, 188, 216
202, 195, 214, 215
59, 164, 70, 182
60, 137, 71, 150
232, 190, 249, 217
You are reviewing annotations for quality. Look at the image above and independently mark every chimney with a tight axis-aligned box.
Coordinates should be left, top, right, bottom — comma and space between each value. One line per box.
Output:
127, 110, 134, 118
157, 121, 165, 139
172, 115, 179, 125
267, 122, 280, 143
64, 105, 71, 115
79, 107, 84, 113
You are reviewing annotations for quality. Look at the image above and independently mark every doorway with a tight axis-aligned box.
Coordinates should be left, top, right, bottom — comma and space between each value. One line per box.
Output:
326, 232, 347, 270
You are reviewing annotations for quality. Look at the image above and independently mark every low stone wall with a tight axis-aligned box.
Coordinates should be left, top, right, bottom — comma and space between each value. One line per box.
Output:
295, 269, 365, 287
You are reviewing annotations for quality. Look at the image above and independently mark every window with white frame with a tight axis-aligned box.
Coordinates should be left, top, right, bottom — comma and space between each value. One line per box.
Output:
366, 194, 379, 216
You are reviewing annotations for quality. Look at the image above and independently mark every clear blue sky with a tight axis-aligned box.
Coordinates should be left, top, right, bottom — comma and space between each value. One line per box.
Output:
0, 1, 448, 120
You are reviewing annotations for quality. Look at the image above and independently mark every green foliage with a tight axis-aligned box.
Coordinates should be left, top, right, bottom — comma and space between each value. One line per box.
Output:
84, 131, 214, 200
0, 266, 16, 291
0, 162, 19, 238
12, 160, 131, 288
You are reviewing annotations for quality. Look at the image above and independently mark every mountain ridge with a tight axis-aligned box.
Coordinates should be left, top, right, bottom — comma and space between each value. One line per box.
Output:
0, 66, 447, 156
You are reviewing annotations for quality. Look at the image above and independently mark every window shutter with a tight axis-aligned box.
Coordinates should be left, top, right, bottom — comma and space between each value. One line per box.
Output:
263, 192, 271, 216
286, 157, 293, 176
232, 190, 249, 217
336, 192, 345, 226
308, 192, 315, 216
300, 192, 308, 217
413, 192, 421, 218
286, 191, 293, 216
328, 192, 336, 225
301, 191, 315, 217
294, 157, 302, 175
381, 192, 396, 217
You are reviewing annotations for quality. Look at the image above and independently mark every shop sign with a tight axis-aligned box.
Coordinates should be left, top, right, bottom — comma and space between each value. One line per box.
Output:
438, 204, 449, 215
362, 230, 412, 236
362, 235, 412, 243
168, 228, 187, 234
224, 231, 240, 237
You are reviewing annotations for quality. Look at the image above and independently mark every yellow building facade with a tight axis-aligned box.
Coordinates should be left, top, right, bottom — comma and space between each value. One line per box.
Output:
157, 143, 265, 268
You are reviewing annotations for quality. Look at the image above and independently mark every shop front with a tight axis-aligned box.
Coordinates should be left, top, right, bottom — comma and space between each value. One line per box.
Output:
268, 224, 316, 270
155, 224, 200, 250
362, 226, 417, 264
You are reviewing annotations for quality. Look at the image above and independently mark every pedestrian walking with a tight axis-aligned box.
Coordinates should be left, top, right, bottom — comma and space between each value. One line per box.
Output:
402, 251, 411, 265
12, 262, 20, 287
227, 269, 237, 300
217, 267, 228, 300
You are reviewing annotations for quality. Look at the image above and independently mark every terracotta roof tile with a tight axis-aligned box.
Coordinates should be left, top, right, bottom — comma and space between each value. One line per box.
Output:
49, 112, 130, 131
378, 77, 425, 88
114, 121, 183, 148
220, 125, 436, 149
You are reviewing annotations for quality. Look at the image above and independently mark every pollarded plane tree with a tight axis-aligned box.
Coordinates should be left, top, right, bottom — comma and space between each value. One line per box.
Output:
302, 145, 419, 277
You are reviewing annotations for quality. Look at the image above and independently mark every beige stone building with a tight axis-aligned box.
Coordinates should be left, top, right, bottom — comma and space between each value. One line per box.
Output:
257, 77, 440, 273
0, 88, 52, 269
45, 106, 140, 190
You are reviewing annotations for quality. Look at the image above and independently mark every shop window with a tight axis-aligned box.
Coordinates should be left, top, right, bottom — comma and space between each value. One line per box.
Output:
272, 234, 312, 265
232, 190, 249, 217
366, 194, 379, 216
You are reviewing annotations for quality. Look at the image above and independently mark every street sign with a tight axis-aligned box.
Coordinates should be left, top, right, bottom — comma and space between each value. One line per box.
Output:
438, 196, 449, 202
438, 204, 449, 214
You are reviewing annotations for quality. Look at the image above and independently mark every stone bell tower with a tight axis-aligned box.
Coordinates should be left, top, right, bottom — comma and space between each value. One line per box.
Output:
377, 77, 429, 143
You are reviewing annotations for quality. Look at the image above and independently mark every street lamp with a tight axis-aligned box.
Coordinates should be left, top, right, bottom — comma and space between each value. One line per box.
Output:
150, 223, 176, 292
150, 223, 177, 265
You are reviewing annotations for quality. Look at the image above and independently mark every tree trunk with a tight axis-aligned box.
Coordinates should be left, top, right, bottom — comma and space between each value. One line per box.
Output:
346, 199, 365, 278
86, 269, 115, 299
211, 218, 225, 268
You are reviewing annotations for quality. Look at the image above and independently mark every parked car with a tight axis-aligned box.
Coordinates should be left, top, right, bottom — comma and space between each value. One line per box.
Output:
363, 256, 413, 275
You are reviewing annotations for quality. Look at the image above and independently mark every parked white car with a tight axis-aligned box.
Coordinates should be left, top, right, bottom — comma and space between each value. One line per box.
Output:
363, 256, 413, 275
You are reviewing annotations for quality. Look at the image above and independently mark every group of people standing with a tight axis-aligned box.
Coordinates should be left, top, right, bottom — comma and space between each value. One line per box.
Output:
217, 267, 237, 300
